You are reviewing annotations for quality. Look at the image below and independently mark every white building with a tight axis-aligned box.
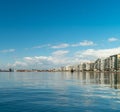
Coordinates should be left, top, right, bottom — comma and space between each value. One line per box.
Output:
85, 63, 91, 71
100, 59, 105, 71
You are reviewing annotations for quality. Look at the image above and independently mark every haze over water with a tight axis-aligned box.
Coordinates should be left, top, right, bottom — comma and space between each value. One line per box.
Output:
0, 72, 120, 112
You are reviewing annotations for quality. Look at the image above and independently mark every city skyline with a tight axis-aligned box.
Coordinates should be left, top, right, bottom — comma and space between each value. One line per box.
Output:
0, 0, 120, 69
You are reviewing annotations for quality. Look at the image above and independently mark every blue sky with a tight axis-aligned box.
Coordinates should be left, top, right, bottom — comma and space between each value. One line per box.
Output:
0, 0, 120, 69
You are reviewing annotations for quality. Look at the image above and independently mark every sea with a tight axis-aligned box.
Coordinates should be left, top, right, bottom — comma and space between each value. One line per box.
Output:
0, 72, 120, 112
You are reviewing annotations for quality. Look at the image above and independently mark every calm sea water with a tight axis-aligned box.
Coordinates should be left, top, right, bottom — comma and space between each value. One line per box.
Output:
0, 72, 120, 112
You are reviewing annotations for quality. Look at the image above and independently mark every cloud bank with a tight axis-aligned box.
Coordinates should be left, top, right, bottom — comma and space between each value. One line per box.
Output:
10, 47, 120, 69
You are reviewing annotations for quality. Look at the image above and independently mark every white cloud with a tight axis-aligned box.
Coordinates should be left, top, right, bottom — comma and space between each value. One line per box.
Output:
108, 37, 118, 42
13, 56, 64, 69
75, 47, 120, 59
11, 48, 92, 70
31, 40, 95, 50
10, 45, 120, 70
12, 50, 72, 69
72, 40, 95, 47
52, 50, 69, 56
51, 43, 69, 49
13, 61, 28, 67
51, 40, 95, 49
0, 49, 15, 53
24, 56, 52, 64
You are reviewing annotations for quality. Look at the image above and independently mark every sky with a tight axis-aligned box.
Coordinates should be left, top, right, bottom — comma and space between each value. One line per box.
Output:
0, 0, 120, 69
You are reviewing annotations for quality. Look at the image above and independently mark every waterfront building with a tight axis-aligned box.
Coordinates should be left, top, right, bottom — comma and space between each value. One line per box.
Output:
61, 67, 65, 71
60, 66, 72, 72
104, 57, 111, 71
94, 59, 101, 71
60, 53, 120, 72
79, 64, 83, 71
100, 59, 105, 72
117, 54, 120, 71
63, 66, 75, 72
71, 66, 75, 72
90, 62, 94, 71
82, 63, 86, 71
110, 54, 120, 71
64, 66, 70, 71
74, 65, 80, 72
85, 63, 91, 71
84, 62, 94, 71
110, 55, 117, 71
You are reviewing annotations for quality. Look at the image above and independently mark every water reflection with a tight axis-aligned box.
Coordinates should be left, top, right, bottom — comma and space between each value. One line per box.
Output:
62, 72, 120, 89
73, 72, 120, 89
0, 72, 120, 89
0, 72, 120, 112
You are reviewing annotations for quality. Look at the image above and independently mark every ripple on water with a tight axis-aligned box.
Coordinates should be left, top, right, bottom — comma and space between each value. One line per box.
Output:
0, 72, 120, 112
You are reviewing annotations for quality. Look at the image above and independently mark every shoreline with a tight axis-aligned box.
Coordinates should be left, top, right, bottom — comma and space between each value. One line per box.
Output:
0, 71, 120, 73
